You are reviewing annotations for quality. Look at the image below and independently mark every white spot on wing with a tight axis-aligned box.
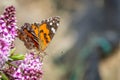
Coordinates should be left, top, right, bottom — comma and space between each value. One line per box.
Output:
50, 22, 53, 25
53, 20, 55, 23
57, 23, 59, 26
51, 27, 56, 33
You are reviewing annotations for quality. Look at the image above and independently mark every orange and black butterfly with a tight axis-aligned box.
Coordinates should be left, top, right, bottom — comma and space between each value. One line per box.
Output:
17, 16, 60, 52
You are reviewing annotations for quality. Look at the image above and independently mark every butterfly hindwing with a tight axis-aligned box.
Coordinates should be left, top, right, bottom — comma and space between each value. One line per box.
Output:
18, 23, 39, 49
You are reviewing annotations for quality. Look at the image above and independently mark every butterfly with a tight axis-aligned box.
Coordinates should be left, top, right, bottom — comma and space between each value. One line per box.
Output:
17, 16, 60, 52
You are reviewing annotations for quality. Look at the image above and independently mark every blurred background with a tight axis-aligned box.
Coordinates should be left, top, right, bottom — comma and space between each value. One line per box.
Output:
0, 0, 120, 80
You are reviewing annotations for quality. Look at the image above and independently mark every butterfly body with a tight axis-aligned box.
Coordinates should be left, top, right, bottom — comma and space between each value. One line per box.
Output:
18, 16, 60, 52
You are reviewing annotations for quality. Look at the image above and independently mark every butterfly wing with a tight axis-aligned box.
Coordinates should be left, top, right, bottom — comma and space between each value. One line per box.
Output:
33, 16, 60, 51
17, 23, 39, 49
18, 16, 60, 51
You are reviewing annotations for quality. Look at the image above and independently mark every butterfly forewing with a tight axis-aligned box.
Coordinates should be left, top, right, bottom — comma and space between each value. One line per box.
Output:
38, 16, 60, 51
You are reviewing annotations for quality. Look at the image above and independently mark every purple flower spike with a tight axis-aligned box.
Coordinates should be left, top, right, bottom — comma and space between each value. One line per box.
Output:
1, 5, 17, 43
13, 52, 43, 80
5, 52, 43, 80
0, 6, 17, 68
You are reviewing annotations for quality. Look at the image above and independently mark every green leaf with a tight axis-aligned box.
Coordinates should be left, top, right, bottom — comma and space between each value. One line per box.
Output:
10, 48, 16, 55
10, 54, 25, 60
0, 72, 9, 80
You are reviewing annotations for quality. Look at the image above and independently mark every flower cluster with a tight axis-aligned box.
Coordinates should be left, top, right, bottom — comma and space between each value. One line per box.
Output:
13, 52, 43, 80
0, 5, 17, 45
4, 52, 43, 80
0, 6, 43, 80
0, 6, 17, 68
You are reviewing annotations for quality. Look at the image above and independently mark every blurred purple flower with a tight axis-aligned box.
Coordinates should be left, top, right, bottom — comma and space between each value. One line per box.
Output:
5, 52, 43, 80
0, 6, 17, 68
13, 52, 43, 80
0, 5, 17, 45
0, 39, 9, 68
